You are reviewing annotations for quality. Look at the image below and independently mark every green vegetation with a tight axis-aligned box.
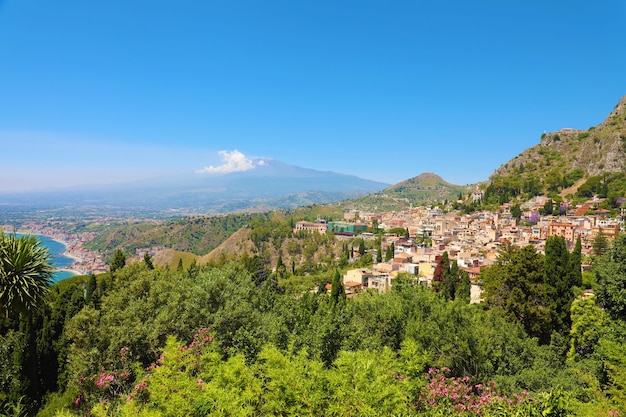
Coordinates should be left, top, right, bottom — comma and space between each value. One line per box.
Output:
480, 96, 626, 206
349, 173, 472, 211
1, 226, 626, 415
0, 231, 54, 318
86, 205, 345, 260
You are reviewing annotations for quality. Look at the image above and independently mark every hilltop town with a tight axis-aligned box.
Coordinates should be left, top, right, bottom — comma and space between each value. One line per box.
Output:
296, 195, 621, 300
4, 192, 620, 291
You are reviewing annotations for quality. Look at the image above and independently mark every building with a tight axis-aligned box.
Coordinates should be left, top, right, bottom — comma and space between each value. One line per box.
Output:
293, 221, 328, 234
547, 222, 577, 243
343, 268, 375, 286
327, 221, 368, 236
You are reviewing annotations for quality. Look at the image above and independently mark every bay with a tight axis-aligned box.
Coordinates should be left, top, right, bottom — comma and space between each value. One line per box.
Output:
16, 233, 78, 283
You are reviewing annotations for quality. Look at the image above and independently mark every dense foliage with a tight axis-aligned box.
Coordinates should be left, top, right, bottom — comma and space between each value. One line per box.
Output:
2, 231, 626, 415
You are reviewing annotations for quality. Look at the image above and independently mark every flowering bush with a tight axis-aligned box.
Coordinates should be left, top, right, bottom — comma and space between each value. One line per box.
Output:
417, 368, 556, 416
73, 346, 135, 413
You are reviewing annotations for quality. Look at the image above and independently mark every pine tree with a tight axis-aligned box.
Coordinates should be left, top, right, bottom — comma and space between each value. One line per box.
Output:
110, 249, 127, 273
177, 258, 184, 272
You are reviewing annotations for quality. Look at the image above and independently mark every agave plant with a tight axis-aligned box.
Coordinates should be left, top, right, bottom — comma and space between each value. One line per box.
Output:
0, 231, 54, 318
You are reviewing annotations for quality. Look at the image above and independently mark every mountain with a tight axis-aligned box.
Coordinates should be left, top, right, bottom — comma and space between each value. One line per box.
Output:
0, 159, 389, 216
484, 95, 626, 203
343, 172, 473, 211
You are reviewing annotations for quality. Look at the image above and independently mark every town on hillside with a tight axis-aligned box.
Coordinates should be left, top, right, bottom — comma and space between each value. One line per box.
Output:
296, 195, 622, 301
5, 195, 621, 294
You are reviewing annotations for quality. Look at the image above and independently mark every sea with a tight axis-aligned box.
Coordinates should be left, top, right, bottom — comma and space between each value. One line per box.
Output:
17, 234, 78, 283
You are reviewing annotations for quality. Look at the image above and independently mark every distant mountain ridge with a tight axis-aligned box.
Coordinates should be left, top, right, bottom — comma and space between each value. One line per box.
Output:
0, 159, 389, 215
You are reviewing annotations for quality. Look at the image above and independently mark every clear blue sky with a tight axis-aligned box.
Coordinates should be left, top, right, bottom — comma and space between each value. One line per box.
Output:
1, 1, 625, 191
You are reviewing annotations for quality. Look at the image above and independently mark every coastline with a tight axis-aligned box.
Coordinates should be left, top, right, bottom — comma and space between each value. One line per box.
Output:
17, 230, 86, 277
12, 225, 107, 276
57, 267, 85, 277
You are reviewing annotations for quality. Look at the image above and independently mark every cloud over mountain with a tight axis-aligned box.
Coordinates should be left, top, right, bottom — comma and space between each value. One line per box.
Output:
195, 150, 262, 175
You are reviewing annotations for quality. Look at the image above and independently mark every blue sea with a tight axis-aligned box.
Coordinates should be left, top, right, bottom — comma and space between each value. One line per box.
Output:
17, 234, 78, 283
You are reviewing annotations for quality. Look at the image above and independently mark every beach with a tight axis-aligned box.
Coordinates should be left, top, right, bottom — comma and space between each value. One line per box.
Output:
12, 226, 108, 278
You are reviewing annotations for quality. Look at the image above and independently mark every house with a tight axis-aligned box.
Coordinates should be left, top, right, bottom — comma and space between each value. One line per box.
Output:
343, 268, 375, 286
547, 222, 576, 243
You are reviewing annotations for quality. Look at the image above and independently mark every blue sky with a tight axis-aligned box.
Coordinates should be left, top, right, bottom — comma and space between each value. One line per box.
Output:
1, 1, 625, 191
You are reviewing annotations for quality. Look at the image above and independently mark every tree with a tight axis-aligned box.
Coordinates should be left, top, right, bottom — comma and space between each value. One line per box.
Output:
544, 236, 574, 332
569, 237, 583, 289
455, 269, 471, 303
434, 252, 452, 298
541, 199, 554, 216
385, 244, 393, 261
358, 239, 365, 256
592, 230, 610, 256
143, 252, 154, 270
482, 245, 552, 343
187, 259, 199, 279
110, 249, 127, 273
595, 234, 626, 320
0, 231, 54, 318
330, 270, 345, 305
85, 273, 97, 305
510, 204, 522, 220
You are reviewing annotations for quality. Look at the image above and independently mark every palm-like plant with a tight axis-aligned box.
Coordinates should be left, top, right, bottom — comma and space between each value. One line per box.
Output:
0, 231, 54, 317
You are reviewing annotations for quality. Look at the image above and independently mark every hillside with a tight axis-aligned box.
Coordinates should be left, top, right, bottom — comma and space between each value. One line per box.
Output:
345, 172, 472, 211
484, 95, 626, 203
86, 205, 346, 260
85, 213, 259, 258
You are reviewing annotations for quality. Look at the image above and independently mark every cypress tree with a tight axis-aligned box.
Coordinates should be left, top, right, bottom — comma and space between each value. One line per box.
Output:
143, 252, 154, 270
455, 270, 471, 303
385, 244, 393, 261
438, 251, 452, 299
330, 269, 345, 304
85, 274, 97, 304
448, 260, 460, 301
569, 237, 583, 288
544, 236, 572, 332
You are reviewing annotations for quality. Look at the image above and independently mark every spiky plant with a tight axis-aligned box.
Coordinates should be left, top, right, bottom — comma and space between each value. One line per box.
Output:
0, 231, 54, 317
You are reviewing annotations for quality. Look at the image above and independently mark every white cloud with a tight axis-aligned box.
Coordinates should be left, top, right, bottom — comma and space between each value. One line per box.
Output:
195, 150, 257, 174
